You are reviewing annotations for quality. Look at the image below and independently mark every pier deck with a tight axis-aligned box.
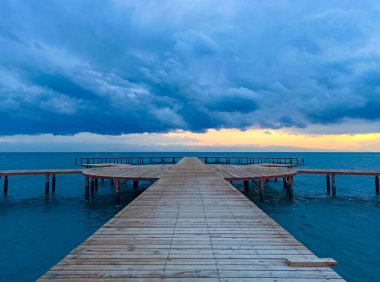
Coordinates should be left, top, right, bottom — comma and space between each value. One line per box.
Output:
297, 168, 380, 176
39, 158, 343, 281
0, 169, 82, 176
211, 164, 296, 181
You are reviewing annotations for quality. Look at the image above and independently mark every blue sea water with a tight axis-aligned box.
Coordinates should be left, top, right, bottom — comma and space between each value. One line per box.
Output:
0, 152, 379, 281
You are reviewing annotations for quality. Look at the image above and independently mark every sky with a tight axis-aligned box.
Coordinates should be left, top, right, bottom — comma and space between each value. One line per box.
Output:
0, 0, 380, 152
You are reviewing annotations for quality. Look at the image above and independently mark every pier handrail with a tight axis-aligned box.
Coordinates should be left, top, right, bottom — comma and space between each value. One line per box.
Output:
74, 155, 304, 166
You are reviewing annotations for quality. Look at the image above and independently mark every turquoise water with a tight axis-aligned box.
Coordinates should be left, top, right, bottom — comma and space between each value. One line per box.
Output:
0, 152, 379, 281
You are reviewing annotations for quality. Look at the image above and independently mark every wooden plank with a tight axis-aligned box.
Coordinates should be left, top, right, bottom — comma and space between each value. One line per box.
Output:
285, 258, 337, 267
298, 169, 380, 176
0, 169, 83, 176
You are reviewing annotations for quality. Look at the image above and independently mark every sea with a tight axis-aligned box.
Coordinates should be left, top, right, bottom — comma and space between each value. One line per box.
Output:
0, 152, 379, 282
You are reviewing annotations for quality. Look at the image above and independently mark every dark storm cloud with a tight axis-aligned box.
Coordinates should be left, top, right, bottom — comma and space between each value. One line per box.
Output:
1, 0, 380, 135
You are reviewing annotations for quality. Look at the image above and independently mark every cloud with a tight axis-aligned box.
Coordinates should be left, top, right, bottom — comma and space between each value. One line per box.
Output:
0, 0, 380, 136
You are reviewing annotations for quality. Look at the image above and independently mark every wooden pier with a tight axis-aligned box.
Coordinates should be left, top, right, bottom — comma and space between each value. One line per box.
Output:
297, 169, 380, 196
83, 164, 295, 203
39, 158, 343, 281
0, 169, 83, 198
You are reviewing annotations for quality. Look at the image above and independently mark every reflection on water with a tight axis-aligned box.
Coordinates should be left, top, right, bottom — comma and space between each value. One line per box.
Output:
0, 174, 146, 281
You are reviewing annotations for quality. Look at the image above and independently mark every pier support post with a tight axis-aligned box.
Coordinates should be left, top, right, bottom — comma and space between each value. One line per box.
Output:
376, 175, 379, 195
115, 179, 120, 206
110, 178, 114, 187
243, 180, 249, 191
95, 178, 98, 192
133, 180, 139, 190
331, 174, 336, 196
45, 174, 50, 200
4, 175, 8, 196
101, 178, 104, 183
326, 174, 331, 195
283, 178, 286, 190
85, 176, 89, 202
288, 176, 293, 199
265, 179, 269, 184
52, 174, 56, 193
259, 180, 264, 202
90, 178, 95, 196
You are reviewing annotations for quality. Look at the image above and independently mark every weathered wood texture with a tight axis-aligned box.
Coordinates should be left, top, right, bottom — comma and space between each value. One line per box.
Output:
211, 164, 297, 181
76, 156, 304, 166
0, 169, 83, 176
297, 169, 380, 176
39, 158, 343, 281
83, 165, 173, 181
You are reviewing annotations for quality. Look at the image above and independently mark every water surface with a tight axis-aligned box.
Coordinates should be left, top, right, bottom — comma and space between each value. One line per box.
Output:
0, 152, 379, 281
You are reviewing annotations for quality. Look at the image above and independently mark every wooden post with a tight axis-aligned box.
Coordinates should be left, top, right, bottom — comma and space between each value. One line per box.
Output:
52, 174, 56, 193
243, 180, 249, 191
283, 177, 286, 190
205, 157, 208, 164
259, 180, 264, 202
288, 176, 293, 199
95, 178, 98, 192
90, 178, 95, 195
85, 176, 89, 202
110, 178, 114, 187
376, 175, 379, 195
331, 174, 336, 196
45, 174, 50, 200
133, 180, 139, 190
4, 175, 8, 196
115, 179, 121, 206
265, 179, 269, 184
172, 157, 175, 164
326, 174, 331, 194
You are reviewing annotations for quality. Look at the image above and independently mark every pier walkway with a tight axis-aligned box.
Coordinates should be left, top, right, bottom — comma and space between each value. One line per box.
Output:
39, 158, 343, 281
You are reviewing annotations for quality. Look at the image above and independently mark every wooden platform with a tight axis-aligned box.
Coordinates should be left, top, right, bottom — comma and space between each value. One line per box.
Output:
297, 168, 380, 176
211, 164, 296, 181
0, 169, 82, 176
83, 165, 173, 181
39, 158, 343, 281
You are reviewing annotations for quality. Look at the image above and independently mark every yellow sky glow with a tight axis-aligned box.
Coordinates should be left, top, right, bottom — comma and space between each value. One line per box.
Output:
166, 129, 380, 151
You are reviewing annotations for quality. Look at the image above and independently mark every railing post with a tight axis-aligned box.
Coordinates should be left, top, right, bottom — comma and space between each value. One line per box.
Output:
376, 176, 379, 195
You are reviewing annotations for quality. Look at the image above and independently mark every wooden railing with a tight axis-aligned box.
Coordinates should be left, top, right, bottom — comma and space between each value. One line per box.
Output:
75, 156, 304, 166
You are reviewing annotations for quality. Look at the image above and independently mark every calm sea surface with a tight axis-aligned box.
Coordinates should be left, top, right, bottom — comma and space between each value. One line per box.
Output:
0, 152, 379, 281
